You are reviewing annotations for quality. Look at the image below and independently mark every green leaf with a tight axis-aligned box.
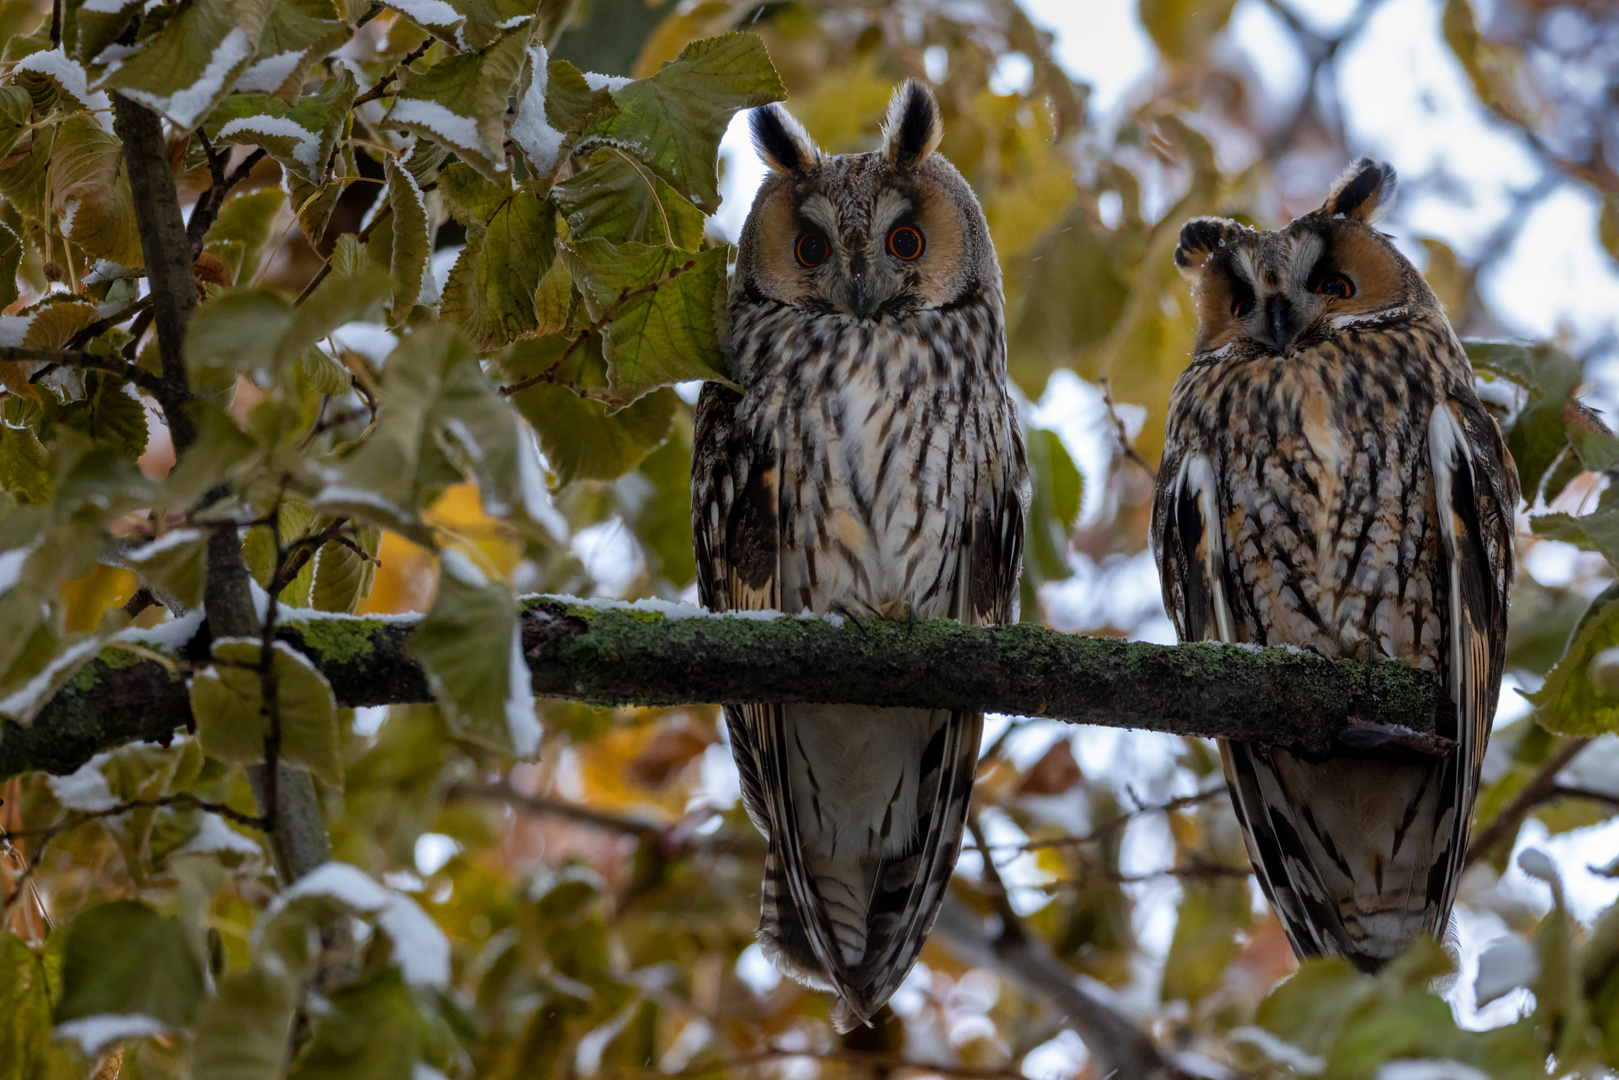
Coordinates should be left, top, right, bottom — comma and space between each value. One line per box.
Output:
309, 525, 379, 614
508, 361, 674, 484
1532, 485, 1619, 570
561, 239, 730, 401
0, 418, 51, 505
237, 0, 350, 102
125, 527, 209, 610
554, 147, 707, 250
1138, 0, 1238, 60
509, 51, 618, 178
0, 215, 21, 312
190, 638, 343, 785
203, 188, 286, 286
207, 70, 359, 186
408, 550, 539, 757
185, 289, 294, 399
387, 25, 531, 182
46, 115, 143, 267
542, 57, 619, 134
1465, 340, 1581, 499
299, 347, 353, 396
159, 400, 259, 511
1023, 427, 1080, 593
1528, 594, 1619, 736
277, 267, 394, 369
191, 966, 298, 1080
0, 85, 26, 169
99, 0, 279, 130
0, 934, 77, 1080
285, 970, 427, 1080
1160, 876, 1252, 1005
440, 164, 556, 348
382, 0, 536, 49
42, 372, 149, 460
581, 32, 786, 211
382, 157, 431, 322
56, 900, 204, 1027
313, 324, 477, 530
621, 431, 694, 585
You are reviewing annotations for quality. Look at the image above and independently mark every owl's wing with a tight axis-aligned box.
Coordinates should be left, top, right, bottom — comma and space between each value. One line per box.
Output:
1427, 394, 1517, 908
692, 382, 779, 839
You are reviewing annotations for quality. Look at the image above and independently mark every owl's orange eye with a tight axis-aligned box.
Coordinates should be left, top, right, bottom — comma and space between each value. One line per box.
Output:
1316, 275, 1354, 299
796, 231, 829, 267
1232, 297, 1253, 318
888, 225, 924, 260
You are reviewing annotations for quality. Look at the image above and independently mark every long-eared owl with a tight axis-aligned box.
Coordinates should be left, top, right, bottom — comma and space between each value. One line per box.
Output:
1152, 160, 1518, 970
691, 81, 1029, 1028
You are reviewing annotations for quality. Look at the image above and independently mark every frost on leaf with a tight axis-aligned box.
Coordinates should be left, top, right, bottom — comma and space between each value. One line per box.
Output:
385, 24, 531, 182
97, 0, 279, 131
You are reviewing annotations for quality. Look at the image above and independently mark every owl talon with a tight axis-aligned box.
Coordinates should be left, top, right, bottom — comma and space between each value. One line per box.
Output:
833, 603, 868, 639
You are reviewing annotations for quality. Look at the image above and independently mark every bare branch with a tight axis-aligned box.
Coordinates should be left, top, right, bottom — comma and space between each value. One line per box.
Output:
1466, 737, 1592, 868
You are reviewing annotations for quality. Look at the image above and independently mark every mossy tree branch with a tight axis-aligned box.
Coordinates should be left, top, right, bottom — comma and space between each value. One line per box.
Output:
0, 597, 1454, 782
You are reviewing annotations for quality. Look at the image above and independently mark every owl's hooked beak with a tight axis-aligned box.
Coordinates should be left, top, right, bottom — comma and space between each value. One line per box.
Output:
1262, 295, 1304, 355
846, 253, 872, 318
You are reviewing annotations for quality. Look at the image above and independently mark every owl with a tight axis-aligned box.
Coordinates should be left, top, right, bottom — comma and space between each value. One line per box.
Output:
691, 81, 1028, 1029
1151, 160, 1518, 970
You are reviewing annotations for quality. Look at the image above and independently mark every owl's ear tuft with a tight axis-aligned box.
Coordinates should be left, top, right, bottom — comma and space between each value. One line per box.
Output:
882, 80, 943, 170
1322, 159, 1397, 223
751, 104, 821, 173
1174, 217, 1241, 280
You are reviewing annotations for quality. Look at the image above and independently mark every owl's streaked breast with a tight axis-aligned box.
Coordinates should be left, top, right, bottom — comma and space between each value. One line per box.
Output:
1169, 323, 1451, 669
727, 294, 1013, 618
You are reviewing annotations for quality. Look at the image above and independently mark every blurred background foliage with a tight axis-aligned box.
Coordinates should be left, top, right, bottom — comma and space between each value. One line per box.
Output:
5, 0, 1619, 1076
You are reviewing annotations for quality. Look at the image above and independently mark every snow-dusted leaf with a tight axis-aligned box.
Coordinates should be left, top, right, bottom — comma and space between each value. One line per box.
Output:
385, 24, 531, 181
561, 238, 730, 401
554, 147, 706, 250
309, 525, 379, 614
439, 164, 555, 348
236, 0, 350, 102
259, 862, 451, 989
580, 33, 786, 210
190, 638, 343, 786
208, 69, 358, 186
14, 48, 110, 115
97, 0, 279, 131
383, 157, 431, 322
409, 550, 539, 757
126, 528, 208, 611
55, 900, 204, 1028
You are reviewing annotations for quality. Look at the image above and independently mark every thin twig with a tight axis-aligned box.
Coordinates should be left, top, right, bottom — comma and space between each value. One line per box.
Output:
606, 1048, 1028, 1080
352, 38, 435, 108
3, 346, 165, 394
1466, 737, 1593, 867
2, 793, 267, 912
1098, 377, 1156, 484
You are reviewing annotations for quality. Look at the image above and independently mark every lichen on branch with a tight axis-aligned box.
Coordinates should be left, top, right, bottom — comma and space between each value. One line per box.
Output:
0, 596, 1453, 781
